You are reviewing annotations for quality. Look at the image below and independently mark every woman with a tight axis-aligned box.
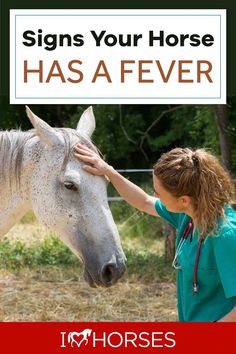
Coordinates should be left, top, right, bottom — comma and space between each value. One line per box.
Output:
74, 144, 236, 322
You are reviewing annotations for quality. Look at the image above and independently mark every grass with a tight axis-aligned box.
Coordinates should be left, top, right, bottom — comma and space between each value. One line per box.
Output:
0, 266, 177, 321
0, 204, 175, 283
0, 238, 76, 268
0, 208, 177, 321
0, 237, 175, 283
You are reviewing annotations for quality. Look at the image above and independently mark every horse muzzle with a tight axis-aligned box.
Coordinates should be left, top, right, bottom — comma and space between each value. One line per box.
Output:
83, 259, 126, 288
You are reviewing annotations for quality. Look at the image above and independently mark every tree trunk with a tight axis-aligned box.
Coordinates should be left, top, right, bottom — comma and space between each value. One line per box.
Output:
162, 220, 176, 260
55, 105, 64, 127
213, 104, 232, 172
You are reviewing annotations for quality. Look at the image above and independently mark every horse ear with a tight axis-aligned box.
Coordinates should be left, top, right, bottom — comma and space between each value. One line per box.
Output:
26, 106, 61, 147
76, 106, 96, 138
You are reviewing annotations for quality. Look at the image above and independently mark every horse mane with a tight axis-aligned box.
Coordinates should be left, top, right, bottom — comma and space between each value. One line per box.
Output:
0, 129, 36, 191
58, 128, 98, 171
0, 127, 97, 192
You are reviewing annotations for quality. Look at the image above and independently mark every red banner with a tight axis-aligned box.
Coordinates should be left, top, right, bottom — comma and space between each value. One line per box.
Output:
0, 322, 235, 354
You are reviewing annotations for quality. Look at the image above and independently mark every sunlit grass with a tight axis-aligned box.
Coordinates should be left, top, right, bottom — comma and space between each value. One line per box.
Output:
0, 208, 177, 321
2, 208, 172, 281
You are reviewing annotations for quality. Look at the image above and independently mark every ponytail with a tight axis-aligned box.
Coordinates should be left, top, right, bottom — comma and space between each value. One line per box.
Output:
154, 148, 235, 237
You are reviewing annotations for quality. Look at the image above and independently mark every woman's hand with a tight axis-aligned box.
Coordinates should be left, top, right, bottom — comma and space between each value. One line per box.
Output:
74, 144, 156, 215
74, 143, 112, 176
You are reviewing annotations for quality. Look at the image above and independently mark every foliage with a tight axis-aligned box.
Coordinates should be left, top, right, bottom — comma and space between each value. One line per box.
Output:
1, 99, 236, 174
0, 193, 174, 282
111, 201, 163, 242
228, 96, 236, 172
20, 210, 37, 224
125, 249, 175, 282
0, 237, 77, 269
0, 236, 174, 282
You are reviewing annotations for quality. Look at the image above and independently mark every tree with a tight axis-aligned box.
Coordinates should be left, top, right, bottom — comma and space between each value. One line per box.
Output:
213, 104, 232, 171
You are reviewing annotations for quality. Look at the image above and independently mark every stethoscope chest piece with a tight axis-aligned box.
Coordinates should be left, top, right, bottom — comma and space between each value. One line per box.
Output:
193, 282, 199, 294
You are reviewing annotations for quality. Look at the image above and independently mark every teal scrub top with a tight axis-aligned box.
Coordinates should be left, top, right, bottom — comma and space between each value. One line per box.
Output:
155, 199, 236, 322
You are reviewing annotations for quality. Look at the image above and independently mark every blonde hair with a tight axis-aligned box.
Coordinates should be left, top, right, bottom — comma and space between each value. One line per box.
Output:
153, 148, 235, 237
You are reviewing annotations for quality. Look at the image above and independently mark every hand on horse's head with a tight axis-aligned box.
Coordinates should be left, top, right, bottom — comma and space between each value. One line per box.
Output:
74, 143, 112, 177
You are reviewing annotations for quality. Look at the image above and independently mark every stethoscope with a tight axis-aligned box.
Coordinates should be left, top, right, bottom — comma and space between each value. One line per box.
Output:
172, 218, 203, 294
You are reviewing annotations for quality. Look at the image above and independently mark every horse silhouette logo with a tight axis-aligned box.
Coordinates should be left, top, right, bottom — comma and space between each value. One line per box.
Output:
67, 329, 92, 347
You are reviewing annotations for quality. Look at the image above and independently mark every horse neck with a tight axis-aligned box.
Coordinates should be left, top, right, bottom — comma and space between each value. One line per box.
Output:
0, 130, 41, 237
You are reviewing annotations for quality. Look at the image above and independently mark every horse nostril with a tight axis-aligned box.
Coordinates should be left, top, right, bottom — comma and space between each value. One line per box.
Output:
101, 263, 117, 286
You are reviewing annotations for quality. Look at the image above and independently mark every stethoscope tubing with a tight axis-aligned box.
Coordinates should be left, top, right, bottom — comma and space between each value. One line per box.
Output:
175, 218, 203, 294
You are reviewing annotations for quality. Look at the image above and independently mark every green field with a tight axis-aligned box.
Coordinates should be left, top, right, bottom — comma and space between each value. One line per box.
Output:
0, 205, 177, 322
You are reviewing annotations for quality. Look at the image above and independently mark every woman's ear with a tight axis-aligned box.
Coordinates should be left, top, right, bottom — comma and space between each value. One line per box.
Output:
179, 195, 192, 208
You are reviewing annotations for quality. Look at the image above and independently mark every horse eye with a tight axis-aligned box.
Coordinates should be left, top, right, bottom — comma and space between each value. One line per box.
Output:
64, 181, 78, 191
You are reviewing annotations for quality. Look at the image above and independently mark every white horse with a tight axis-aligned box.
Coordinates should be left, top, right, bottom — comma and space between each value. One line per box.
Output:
68, 329, 92, 347
0, 106, 126, 287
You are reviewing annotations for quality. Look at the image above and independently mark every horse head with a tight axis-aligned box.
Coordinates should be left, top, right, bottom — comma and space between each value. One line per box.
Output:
25, 106, 126, 287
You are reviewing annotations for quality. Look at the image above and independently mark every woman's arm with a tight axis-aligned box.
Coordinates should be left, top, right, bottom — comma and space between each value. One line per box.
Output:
74, 143, 157, 216
217, 306, 236, 322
